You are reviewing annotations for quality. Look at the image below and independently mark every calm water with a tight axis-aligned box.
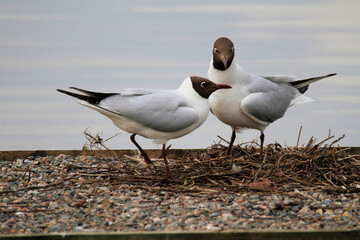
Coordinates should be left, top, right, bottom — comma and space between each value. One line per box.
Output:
1, 1, 359, 150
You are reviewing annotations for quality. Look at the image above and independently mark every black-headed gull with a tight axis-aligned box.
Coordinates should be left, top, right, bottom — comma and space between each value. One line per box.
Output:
207, 37, 336, 158
57, 76, 231, 179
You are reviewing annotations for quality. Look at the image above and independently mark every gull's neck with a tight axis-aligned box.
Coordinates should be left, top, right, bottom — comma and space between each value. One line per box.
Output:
208, 60, 249, 85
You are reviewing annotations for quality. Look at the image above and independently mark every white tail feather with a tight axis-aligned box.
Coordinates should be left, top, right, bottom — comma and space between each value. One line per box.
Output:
290, 95, 314, 106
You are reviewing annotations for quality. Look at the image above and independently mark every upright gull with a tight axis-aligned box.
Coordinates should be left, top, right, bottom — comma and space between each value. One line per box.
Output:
207, 37, 336, 158
58, 76, 231, 179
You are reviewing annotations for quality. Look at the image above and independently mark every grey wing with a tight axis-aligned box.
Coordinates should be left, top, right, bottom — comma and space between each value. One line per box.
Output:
240, 91, 293, 124
99, 90, 199, 132
262, 75, 297, 83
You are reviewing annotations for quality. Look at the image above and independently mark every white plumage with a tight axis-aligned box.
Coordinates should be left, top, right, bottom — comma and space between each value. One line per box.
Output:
58, 76, 231, 179
208, 37, 336, 157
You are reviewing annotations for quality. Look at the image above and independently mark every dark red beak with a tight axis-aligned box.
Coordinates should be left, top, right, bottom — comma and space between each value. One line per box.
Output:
215, 84, 232, 90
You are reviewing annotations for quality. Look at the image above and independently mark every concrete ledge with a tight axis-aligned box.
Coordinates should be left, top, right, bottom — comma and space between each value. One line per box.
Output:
0, 230, 359, 240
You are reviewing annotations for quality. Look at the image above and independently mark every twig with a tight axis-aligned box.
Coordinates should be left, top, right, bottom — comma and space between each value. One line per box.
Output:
217, 135, 230, 144
0, 181, 64, 195
297, 126, 302, 149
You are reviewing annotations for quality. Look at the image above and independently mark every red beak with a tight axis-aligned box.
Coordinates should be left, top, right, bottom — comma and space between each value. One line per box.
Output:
215, 84, 232, 90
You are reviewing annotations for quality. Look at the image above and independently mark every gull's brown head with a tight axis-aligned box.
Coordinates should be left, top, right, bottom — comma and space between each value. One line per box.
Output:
212, 37, 235, 71
190, 76, 231, 99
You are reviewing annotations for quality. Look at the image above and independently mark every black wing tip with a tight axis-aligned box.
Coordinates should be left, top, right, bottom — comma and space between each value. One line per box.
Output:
57, 87, 99, 104
57, 87, 119, 105
327, 73, 337, 77
297, 85, 309, 94
57, 88, 73, 95
69, 87, 82, 91
57, 88, 78, 93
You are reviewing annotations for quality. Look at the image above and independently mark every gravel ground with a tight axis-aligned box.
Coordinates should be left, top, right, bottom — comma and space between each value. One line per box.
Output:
0, 153, 359, 234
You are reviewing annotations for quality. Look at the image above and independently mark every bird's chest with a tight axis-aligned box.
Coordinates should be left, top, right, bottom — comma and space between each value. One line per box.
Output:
209, 87, 249, 124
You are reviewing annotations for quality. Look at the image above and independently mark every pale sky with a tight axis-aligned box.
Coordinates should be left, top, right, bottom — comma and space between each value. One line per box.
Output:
1, 0, 359, 150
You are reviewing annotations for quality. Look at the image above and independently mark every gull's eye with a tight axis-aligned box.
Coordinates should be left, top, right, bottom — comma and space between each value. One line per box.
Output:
213, 47, 218, 53
200, 81, 208, 88
230, 47, 234, 52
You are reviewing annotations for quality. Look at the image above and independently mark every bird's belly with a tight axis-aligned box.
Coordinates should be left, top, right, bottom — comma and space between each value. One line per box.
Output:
99, 108, 205, 144
209, 90, 267, 131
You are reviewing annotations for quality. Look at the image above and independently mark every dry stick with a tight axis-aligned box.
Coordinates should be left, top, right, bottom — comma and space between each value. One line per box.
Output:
296, 126, 302, 150
253, 151, 268, 181
315, 135, 334, 148
83, 129, 123, 168
304, 136, 315, 151
350, 157, 360, 165
190, 170, 243, 180
124, 155, 164, 163
0, 181, 64, 195
322, 172, 338, 187
217, 135, 230, 144
123, 154, 147, 164
293, 189, 317, 201
329, 134, 345, 147
186, 155, 229, 166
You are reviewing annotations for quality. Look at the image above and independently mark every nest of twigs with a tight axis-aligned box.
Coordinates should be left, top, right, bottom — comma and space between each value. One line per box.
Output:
82, 130, 360, 195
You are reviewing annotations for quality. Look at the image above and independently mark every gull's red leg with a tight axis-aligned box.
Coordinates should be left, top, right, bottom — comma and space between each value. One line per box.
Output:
130, 134, 153, 165
162, 144, 176, 181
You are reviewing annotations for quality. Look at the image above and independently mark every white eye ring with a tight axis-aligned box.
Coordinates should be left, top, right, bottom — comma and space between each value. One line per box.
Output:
200, 81, 208, 88
230, 47, 234, 52
213, 47, 218, 53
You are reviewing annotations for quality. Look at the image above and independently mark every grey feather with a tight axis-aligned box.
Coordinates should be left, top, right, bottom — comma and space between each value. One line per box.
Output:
242, 78, 297, 123
99, 89, 199, 132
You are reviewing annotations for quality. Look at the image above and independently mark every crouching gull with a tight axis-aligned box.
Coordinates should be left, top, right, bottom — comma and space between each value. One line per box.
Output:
57, 76, 231, 179
207, 37, 336, 158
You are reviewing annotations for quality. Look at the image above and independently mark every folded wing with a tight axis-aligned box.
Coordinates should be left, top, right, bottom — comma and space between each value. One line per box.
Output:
240, 91, 293, 124
58, 88, 199, 132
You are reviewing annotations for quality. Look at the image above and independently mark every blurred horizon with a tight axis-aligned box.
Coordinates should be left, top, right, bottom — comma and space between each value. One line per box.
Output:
1, 0, 359, 150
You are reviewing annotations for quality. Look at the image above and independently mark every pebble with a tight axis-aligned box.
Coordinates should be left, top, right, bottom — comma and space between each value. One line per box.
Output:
297, 205, 311, 215
0, 154, 359, 234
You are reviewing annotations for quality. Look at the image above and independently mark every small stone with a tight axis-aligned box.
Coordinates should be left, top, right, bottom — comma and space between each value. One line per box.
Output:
144, 223, 154, 231
48, 219, 57, 226
325, 209, 334, 215
250, 195, 260, 200
221, 212, 234, 221
321, 199, 331, 205
24, 159, 33, 164
297, 205, 312, 215
169, 204, 179, 210
73, 226, 84, 232
209, 212, 220, 218
268, 202, 279, 210
49, 202, 58, 209
14, 212, 24, 217
283, 197, 290, 205
315, 208, 323, 215
74, 199, 86, 207
15, 159, 23, 166
291, 205, 301, 212
48, 226, 59, 233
